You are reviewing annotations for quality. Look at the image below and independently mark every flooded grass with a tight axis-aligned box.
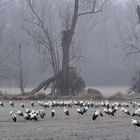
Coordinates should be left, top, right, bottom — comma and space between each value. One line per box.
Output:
0, 100, 140, 140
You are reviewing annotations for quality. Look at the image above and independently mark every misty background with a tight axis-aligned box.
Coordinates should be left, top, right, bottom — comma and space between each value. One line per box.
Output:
0, 0, 139, 92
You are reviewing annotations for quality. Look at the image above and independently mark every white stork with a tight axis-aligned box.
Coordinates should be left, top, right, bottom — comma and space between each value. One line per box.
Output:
51, 109, 55, 118
92, 110, 103, 120
131, 119, 140, 131
64, 108, 69, 116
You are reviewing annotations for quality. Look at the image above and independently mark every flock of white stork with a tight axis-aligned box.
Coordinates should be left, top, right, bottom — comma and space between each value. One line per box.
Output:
0, 100, 140, 131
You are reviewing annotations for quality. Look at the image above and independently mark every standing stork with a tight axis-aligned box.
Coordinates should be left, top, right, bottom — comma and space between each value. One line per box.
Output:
31, 101, 34, 107
131, 119, 140, 131
0, 102, 4, 106
39, 110, 45, 119
121, 107, 131, 116
51, 109, 55, 118
21, 103, 24, 108
82, 106, 88, 114
17, 110, 23, 117
23, 113, 30, 120
10, 101, 14, 107
10, 111, 16, 122
77, 108, 83, 115
132, 108, 140, 117
64, 108, 69, 116
92, 110, 103, 120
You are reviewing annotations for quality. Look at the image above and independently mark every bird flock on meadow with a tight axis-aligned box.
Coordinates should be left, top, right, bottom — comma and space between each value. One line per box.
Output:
0, 100, 140, 131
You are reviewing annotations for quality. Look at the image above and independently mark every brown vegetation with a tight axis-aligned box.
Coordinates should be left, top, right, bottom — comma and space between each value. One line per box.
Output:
0, 92, 47, 100
0, 89, 105, 100
86, 88, 103, 99
2, 90, 140, 101
107, 92, 129, 100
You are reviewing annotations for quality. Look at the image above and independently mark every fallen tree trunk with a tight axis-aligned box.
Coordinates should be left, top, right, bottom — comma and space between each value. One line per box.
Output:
25, 76, 55, 95
25, 71, 62, 95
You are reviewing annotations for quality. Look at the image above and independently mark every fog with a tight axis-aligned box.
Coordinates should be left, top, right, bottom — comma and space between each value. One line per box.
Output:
0, 0, 140, 88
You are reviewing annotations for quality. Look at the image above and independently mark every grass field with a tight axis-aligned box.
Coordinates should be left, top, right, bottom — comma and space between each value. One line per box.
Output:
0, 100, 140, 140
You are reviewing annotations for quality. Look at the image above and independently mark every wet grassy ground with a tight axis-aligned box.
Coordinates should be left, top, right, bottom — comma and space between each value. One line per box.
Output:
0, 100, 140, 140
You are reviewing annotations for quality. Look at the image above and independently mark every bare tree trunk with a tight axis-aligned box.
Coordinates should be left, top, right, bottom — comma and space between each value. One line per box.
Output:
50, 82, 56, 95
137, 5, 140, 24
25, 71, 62, 95
61, 44, 70, 95
60, 0, 79, 95
18, 45, 25, 95
26, 75, 55, 95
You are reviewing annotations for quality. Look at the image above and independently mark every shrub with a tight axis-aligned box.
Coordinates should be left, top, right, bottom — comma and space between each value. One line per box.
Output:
129, 71, 140, 94
55, 67, 86, 95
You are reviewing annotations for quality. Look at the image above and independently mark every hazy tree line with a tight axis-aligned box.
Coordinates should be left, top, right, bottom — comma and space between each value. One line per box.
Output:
0, 0, 140, 95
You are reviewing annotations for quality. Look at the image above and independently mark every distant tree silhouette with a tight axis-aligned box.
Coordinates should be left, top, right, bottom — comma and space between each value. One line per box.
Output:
137, 5, 140, 23
129, 71, 140, 94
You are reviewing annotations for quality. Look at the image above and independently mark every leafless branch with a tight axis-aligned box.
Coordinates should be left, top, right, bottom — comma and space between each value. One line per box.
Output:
24, 18, 42, 28
78, 0, 104, 16
24, 28, 50, 49
27, 0, 50, 41
78, 10, 102, 16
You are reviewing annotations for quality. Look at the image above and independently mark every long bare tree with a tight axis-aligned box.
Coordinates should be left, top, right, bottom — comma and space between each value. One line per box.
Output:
24, 0, 106, 95
12, 45, 26, 94
0, 0, 10, 80
113, 1, 140, 94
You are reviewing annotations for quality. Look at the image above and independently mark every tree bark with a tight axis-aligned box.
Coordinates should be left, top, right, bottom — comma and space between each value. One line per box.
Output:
18, 45, 25, 95
25, 71, 62, 95
61, 43, 70, 95
25, 76, 55, 95
61, 0, 79, 95
137, 5, 140, 24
